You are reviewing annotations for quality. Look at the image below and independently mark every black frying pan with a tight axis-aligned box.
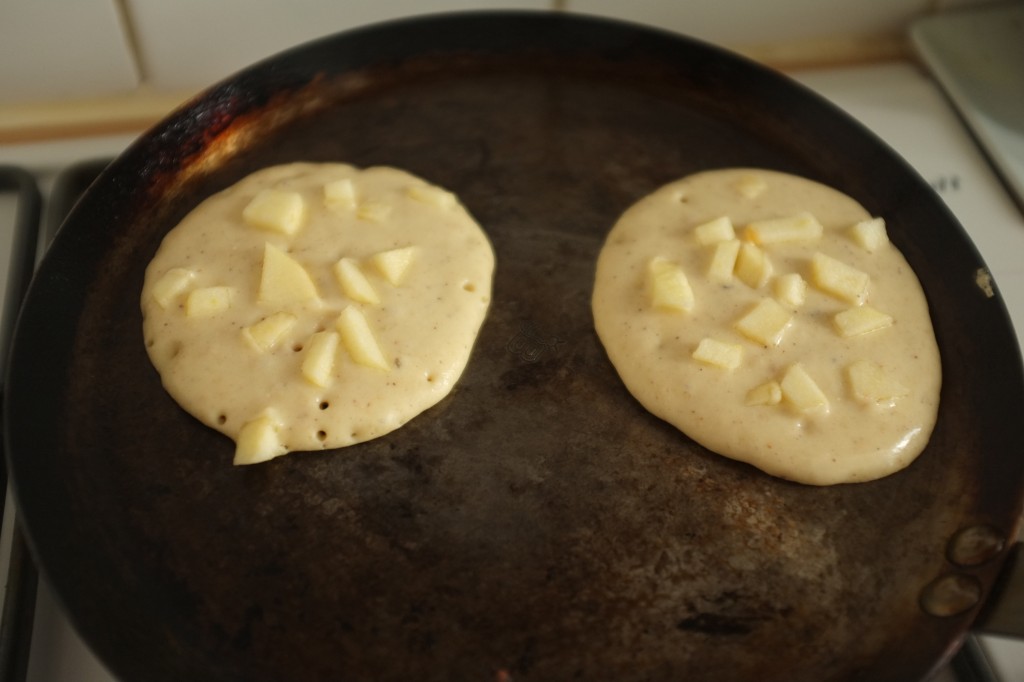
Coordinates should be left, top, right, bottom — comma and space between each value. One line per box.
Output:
6, 12, 1024, 682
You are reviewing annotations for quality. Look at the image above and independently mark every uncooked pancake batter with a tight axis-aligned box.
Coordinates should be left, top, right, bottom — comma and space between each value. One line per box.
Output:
592, 168, 941, 485
142, 163, 494, 465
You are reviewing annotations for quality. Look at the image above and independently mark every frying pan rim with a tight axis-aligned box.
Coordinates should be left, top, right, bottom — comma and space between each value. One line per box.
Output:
5, 9, 1024, 682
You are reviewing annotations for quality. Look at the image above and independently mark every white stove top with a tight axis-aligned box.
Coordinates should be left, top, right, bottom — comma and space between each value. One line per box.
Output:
1, 58, 1022, 682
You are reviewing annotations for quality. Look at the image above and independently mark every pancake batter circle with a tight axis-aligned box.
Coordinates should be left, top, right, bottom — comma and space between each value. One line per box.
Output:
592, 168, 941, 485
141, 163, 494, 464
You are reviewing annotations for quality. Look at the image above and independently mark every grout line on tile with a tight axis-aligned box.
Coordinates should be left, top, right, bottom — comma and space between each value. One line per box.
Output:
111, 0, 148, 86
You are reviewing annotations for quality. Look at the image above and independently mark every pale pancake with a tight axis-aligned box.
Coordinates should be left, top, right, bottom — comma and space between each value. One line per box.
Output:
592, 169, 941, 485
141, 163, 494, 464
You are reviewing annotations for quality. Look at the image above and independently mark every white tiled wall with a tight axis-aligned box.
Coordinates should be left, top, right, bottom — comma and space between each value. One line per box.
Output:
566, 0, 927, 47
0, 0, 1006, 105
125, 0, 552, 92
0, 0, 138, 103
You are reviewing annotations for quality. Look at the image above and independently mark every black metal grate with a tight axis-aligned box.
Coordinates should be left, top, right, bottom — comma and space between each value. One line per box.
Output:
0, 159, 110, 682
0, 165, 42, 682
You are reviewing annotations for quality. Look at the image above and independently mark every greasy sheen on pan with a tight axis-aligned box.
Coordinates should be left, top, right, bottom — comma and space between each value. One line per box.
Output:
141, 162, 494, 465
592, 168, 941, 485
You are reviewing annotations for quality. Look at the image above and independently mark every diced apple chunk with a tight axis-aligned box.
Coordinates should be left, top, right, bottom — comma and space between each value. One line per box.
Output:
707, 239, 741, 283
357, 201, 392, 223
407, 184, 456, 209
151, 267, 196, 309
258, 243, 320, 307
336, 306, 390, 370
735, 174, 767, 199
833, 305, 893, 338
693, 216, 735, 245
847, 359, 908, 405
323, 178, 357, 209
242, 311, 297, 352
234, 410, 287, 465
734, 298, 793, 347
301, 331, 340, 387
371, 246, 417, 285
774, 273, 807, 307
334, 258, 379, 304
646, 257, 695, 313
692, 338, 743, 370
243, 189, 306, 235
780, 363, 829, 414
185, 286, 236, 317
848, 217, 889, 253
810, 252, 870, 305
734, 242, 773, 289
744, 212, 823, 245
746, 381, 782, 406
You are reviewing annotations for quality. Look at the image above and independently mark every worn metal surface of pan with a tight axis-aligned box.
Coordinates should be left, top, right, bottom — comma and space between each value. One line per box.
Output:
6, 11, 1024, 682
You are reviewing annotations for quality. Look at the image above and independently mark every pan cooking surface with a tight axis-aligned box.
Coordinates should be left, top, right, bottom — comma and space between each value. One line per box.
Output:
6, 13, 1024, 682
